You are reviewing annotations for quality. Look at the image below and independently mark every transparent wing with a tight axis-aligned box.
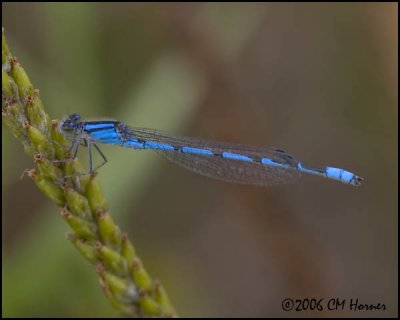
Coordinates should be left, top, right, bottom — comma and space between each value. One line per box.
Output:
127, 126, 301, 186
156, 150, 300, 186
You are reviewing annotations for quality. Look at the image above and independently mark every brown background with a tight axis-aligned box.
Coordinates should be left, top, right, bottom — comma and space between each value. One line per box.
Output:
2, 3, 397, 317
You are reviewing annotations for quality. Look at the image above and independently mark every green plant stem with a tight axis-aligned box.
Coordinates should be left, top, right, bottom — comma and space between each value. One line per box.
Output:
2, 27, 176, 318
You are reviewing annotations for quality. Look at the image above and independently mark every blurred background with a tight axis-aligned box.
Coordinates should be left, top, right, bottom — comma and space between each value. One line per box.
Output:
2, 3, 397, 317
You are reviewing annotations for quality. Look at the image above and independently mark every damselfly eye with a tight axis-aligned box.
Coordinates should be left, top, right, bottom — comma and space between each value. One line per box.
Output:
70, 113, 81, 121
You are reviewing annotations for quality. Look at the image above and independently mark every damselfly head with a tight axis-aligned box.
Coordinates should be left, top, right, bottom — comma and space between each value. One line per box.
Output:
61, 113, 81, 132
